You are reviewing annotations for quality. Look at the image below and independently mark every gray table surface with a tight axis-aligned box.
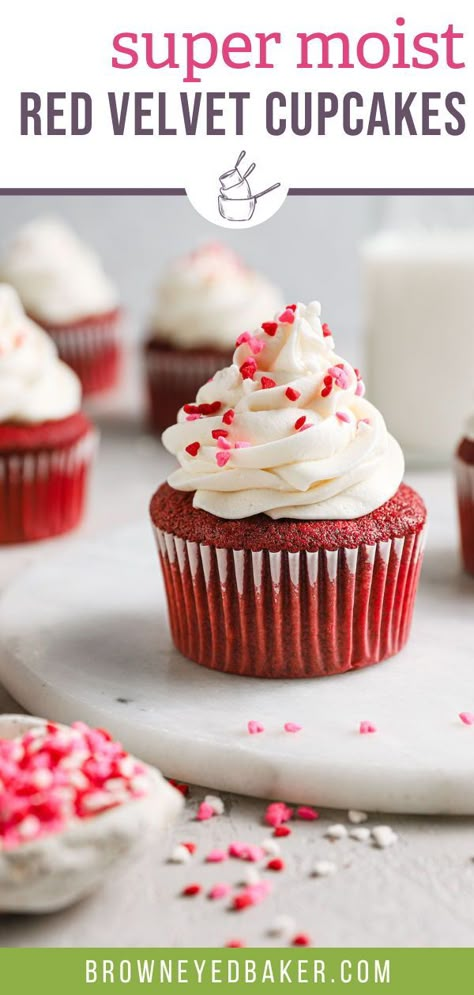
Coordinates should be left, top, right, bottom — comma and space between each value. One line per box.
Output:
1, 391, 474, 948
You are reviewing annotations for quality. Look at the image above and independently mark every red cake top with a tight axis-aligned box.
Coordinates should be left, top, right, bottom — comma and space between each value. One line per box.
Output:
150, 481, 426, 552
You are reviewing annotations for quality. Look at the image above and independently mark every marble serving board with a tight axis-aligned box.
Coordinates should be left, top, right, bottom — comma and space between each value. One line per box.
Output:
0, 475, 473, 814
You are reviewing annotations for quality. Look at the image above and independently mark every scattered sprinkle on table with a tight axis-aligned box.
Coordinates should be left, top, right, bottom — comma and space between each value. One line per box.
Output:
360, 721, 377, 734
312, 860, 337, 877
325, 824, 348, 840
459, 712, 474, 726
248, 720, 265, 735
348, 809, 368, 824
372, 825, 398, 849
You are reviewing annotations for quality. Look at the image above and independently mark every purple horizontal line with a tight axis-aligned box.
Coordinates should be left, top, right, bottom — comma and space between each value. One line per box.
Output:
0, 187, 472, 196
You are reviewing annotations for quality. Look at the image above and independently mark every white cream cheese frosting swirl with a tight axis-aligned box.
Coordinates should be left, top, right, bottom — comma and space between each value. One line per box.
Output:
162, 301, 404, 520
0, 217, 118, 324
0, 285, 81, 423
151, 243, 283, 350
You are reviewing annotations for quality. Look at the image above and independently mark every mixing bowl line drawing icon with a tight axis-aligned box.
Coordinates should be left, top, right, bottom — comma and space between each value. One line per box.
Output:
218, 150, 281, 222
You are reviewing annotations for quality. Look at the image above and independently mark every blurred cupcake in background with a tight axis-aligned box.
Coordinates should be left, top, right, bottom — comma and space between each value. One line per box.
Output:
144, 243, 283, 432
151, 301, 427, 679
0, 217, 121, 396
0, 285, 96, 544
456, 413, 474, 576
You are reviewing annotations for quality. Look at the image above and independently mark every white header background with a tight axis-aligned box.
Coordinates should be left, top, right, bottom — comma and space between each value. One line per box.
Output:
2, 0, 474, 222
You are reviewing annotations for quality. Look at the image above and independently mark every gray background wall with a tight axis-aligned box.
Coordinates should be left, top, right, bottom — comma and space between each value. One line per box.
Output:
2, 193, 474, 367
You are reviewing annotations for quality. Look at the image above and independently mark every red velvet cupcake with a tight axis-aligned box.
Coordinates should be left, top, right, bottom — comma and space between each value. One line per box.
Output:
0, 217, 122, 397
0, 286, 96, 544
144, 244, 282, 433
456, 428, 474, 576
151, 301, 427, 679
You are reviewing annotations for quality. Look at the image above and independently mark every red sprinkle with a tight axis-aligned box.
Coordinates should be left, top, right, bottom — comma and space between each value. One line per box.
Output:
182, 841, 197, 854
261, 321, 278, 336
169, 780, 189, 797
222, 409, 235, 425
182, 884, 201, 897
225, 940, 246, 948
287, 304, 297, 311
292, 933, 311, 947
185, 442, 200, 457
296, 806, 319, 821
266, 858, 285, 872
279, 308, 296, 325
322, 323, 333, 338
212, 429, 229, 440
261, 377, 277, 389
294, 416, 306, 431
285, 387, 301, 401
184, 401, 221, 417
240, 358, 257, 380
274, 826, 292, 838
233, 893, 253, 911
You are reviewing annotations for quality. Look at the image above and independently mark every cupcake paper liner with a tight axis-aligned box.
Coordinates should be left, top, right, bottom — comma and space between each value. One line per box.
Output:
0, 429, 97, 544
145, 347, 232, 433
456, 458, 474, 575
152, 524, 427, 679
43, 312, 122, 396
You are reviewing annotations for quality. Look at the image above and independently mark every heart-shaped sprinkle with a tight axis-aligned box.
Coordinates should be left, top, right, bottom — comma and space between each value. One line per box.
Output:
212, 429, 228, 440
261, 377, 277, 389
222, 409, 235, 425
240, 358, 257, 380
248, 720, 265, 735
285, 387, 300, 401
279, 308, 295, 325
185, 442, 200, 457
322, 323, 333, 338
261, 321, 278, 336
359, 721, 377, 734
216, 451, 231, 467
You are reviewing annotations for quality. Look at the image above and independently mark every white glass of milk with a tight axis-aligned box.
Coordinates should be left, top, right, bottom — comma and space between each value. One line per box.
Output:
362, 199, 474, 465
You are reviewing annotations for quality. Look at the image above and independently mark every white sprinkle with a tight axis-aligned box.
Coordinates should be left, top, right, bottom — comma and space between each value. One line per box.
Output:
348, 809, 368, 824
349, 827, 371, 843
31, 769, 54, 790
169, 844, 192, 864
243, 867, 261, 886
268, 914, 296, 938
261, 838, 281, 857
17, 815, 41, 840
372, 825, 398, 849
312, 860, 337, 877
204, 794, 225, 816
325, 824, 348, 840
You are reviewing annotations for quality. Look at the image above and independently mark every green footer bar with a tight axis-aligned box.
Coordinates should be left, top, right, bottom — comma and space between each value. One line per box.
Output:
0, 948, 469, 994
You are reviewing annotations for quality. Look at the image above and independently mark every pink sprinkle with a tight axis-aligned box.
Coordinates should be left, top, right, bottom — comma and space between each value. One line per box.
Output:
358, 418, 371, 428
233, 880, 271, 911
235, 331, 251, 346
228, 841, 248, 858
185, 414, 201, 421
217, 436, 232, 450
228, 842, 265, 862
249, 337, 264, 355
359, 721, 377, 735
196, 801, 215, 821
209, 883, 232, 900
206, 849, 228, 863
216, 452, 231, 468
279, 308, 295, 325
285, 387, 301, 401
235, 441, 251, 449
296, 806, 319, 821
300, 423, 314, 431
355, 381, 366, 397
248, 720, 265, 735
459, 712, 474, 725
264, 802, 293, 827
336, 411, 351, 424
284, 722, 302, 733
